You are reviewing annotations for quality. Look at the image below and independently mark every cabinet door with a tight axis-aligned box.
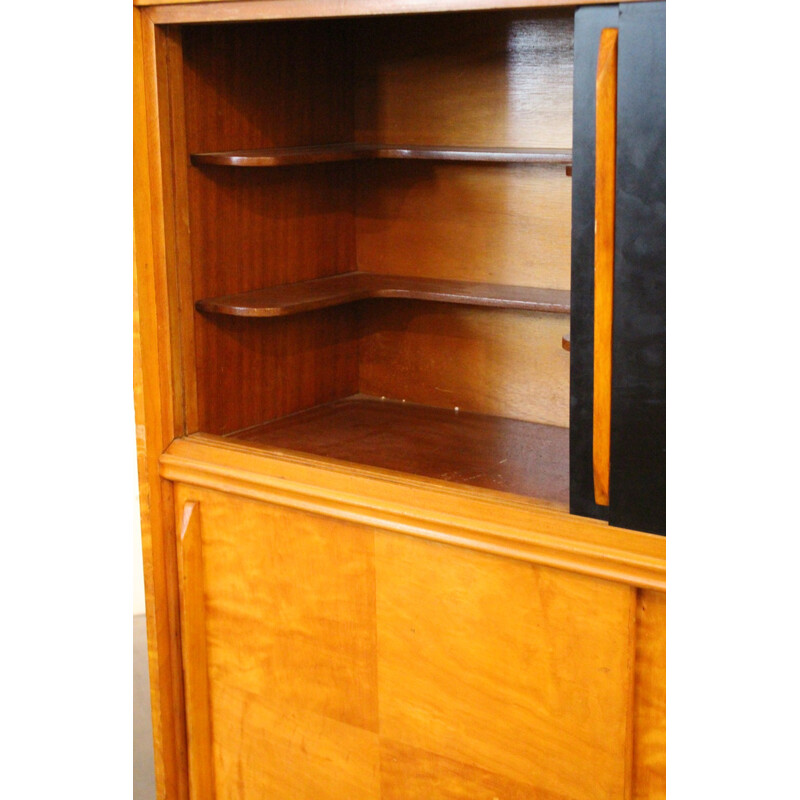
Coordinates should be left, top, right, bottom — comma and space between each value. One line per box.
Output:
173, 484, 640, 800
570, 1, 666, 536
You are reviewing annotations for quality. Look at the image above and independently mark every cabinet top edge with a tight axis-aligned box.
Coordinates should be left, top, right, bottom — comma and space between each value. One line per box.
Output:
160, 435, 666, 591
137, 0, 646, 25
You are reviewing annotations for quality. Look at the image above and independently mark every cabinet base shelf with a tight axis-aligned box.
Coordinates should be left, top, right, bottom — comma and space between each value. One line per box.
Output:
225, 395, 568, 507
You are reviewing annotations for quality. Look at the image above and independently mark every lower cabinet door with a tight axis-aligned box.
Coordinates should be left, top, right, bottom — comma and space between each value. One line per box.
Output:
174, 484, 661, 800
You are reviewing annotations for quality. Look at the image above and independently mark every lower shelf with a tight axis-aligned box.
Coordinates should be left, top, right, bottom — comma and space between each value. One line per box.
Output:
227, 395, 568, 507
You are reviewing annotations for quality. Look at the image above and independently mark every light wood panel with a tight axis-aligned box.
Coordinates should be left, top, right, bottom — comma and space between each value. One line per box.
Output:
379, 740, 543, 800
357, 162, 572, 289
633, 590, 666, 800
187, 488, 380, 733
359, 301, 570, 426
176, 503, 215, 800
354, 10, 573, 148
375, 529, 636, 800
134, 9, 189, 799
142, 0, 642, 13
170, 486, 649, 799
173, 485, 381, 798
210, 682, 381, 800
161, 436, 667, 591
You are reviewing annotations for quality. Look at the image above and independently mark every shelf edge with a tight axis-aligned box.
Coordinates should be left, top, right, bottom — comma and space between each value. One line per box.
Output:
196, 273, 572, 317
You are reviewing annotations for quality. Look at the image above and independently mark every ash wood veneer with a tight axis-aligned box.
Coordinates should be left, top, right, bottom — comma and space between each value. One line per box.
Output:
196, 272, 571, 318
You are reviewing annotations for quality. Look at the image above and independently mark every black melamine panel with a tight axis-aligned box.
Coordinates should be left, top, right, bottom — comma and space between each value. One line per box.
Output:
608, 1, 666, 535
569, 4, 619, 523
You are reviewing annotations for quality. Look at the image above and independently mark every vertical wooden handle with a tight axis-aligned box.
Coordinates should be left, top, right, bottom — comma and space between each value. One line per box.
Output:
593, 28, 618, 507
177, 502, 216, 799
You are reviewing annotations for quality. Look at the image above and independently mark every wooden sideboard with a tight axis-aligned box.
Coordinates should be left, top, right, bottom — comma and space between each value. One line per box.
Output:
134, 1, 666, 797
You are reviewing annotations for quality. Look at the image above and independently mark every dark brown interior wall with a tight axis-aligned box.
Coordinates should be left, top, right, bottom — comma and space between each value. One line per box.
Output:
182, 21, 359, 433
181, 12, 573, 434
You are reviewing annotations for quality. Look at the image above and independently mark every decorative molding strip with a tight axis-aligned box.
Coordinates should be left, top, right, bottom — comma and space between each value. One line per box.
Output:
160, 436, 666, 591
143, 0, 626, 23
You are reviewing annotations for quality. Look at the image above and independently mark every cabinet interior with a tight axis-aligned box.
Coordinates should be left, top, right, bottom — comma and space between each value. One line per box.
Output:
168, 8, 575, 507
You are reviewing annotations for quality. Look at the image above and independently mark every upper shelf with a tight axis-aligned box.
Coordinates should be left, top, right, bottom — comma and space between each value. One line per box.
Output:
190, 143, 573, 168
196, 272, 571, 318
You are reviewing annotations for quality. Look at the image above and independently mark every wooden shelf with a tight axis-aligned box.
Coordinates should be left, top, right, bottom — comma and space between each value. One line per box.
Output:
190, 143, 573, 167
196, 272, 571, 318
228, 395, 569, 507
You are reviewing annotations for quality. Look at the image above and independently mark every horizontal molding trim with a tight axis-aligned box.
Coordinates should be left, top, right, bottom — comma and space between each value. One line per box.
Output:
160, 436, 665, 591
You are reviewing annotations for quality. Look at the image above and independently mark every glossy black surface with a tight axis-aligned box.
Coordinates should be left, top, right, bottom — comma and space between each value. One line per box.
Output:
570, 2, 666, 536
608, 1, 666, 535
569, 4, 619, 524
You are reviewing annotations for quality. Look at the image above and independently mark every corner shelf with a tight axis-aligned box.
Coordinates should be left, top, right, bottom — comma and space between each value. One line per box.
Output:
196, 272, 571, 318
190, 143, 573, 168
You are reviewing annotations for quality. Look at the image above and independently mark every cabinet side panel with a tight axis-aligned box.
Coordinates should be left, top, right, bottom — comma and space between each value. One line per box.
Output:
569, 4, 619, 522
609, 1, 666, 535
135, 9, 189, 799
633, 590, 666, 800
181, 22, 360, 433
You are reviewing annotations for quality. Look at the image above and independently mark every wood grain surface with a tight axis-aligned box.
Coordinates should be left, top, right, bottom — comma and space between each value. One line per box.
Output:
141, 0, 641, 14
171, 485, 641, 799
356, 162, 572, 290
359, 302, 570, 426
161, 436, 667, 591
134, 9, 189, 800
181, 22, 360, 433
176, 503, 215, 800
592, 27, 618, 506
191, 144, 572, 167
232, 395, 569, 505
633, 590, 666, 799
353, 10, 573, 148
196, 272, 570, 317
375, 530, 636, 800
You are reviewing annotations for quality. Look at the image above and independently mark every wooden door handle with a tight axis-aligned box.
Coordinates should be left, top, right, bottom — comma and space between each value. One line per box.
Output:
593, 28, 618, 507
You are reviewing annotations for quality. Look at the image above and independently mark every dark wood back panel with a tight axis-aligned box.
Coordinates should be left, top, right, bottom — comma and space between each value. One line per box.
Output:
182, 20, 354, 152
358, 301, 570, 427
353, 10, 574, 148
182, 22, 359, 433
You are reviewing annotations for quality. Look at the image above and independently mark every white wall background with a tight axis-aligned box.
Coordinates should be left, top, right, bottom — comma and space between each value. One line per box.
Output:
133, 421, 146, 616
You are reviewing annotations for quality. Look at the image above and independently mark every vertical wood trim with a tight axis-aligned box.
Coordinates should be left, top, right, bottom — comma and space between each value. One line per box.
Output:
622, 584, 638, 800
177, 502, 216, 800
632, 589, 667, 799
135, 7, 190, 800
163, 27, 200, 433
140, 8, 181, 442
592, 27, 618, 506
